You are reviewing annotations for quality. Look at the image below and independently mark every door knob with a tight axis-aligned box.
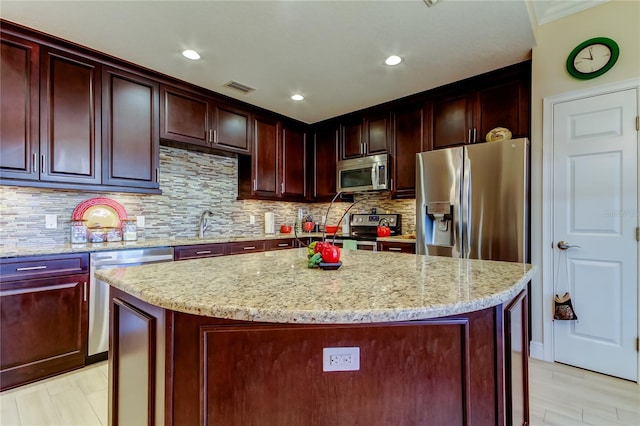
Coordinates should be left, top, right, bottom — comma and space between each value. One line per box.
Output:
557, 241, 581, 250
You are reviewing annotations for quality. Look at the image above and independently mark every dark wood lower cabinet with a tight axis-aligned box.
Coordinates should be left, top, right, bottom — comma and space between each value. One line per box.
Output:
505, 289, 529, 426
110, 288, 529, 425
0, 253, 89, 391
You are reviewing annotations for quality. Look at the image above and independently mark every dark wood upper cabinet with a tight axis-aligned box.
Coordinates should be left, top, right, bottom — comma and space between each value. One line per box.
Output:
160, 85, 210, 146
364, 112, 390, 155
340, 117, 363, 159
432, 62, 531, 150
252, 115, 280, 198
160, 84, 251, 155
0, 34, 39, 180
39, 48, 102, 184
432, 94, 474, 149
475, 79, 530, 143
102, 67, 159, 189
391, 103, 427, 199
281, 124, 306, 199
213, 104, 251, 154
340, 113, 389, 160
313, 124, 339, 200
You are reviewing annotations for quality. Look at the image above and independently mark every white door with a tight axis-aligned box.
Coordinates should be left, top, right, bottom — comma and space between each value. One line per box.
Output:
552, 88, 638, 381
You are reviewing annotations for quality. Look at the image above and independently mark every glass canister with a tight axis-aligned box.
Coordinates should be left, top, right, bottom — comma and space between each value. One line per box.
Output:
70, 220, 88, 243
122, 219, 138, 241
107, 226, 122, 242
88, 227, 107, 243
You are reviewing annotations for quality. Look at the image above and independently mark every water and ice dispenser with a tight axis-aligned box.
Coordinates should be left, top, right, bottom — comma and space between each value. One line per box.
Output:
425, 202, 453, 247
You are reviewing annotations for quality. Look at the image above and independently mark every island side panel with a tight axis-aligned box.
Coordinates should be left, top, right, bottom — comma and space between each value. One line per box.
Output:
109, 288, 166, 426
168, 308, 502, 426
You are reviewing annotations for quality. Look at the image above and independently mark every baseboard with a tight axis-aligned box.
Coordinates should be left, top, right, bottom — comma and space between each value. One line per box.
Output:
529, 341, 544, 360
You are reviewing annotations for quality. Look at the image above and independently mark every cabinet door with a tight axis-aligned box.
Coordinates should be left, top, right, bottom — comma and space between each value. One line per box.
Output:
340, 118, 363, 159
392, 104, 426, 198
364, 112, 389, 155
160, 85, 211, 147
432, 94, 473, 149
0, 34, 39, 180
281, 125, 306, 199
253, 116, 280, 198
476, 79, 530, 142
377, 241, 416, 253
313, 125, 338, 200
40, 48, 101, 184
213, 104, 251, 154
174, 243, 227, 260
0, 274, 88, 390
102, 67, 159, 189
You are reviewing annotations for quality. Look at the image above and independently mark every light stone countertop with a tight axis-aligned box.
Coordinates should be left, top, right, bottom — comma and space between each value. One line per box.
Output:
96, 248, 535, 324
0, 233, 324, 259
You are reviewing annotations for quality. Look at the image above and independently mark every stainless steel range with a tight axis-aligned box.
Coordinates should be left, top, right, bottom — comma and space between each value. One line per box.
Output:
328, 212, 402, 250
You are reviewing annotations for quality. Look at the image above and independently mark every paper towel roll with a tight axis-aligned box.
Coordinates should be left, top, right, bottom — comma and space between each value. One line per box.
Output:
265, 212, 275, 234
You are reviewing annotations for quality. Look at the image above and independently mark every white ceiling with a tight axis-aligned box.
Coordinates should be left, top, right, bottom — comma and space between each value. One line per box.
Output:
0, 1, 602, 124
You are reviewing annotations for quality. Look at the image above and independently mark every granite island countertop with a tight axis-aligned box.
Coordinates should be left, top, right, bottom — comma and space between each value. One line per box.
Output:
96, 248, 535, 324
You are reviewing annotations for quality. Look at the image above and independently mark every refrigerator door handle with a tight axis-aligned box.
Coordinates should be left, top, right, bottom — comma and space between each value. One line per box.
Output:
461, 150, 471, 258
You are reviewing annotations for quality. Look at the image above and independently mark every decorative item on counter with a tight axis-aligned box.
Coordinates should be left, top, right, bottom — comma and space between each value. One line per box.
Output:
303, 221, 315, 232
485, 127, 512, 142
307, 241, 342, 270
280, 224, 292, 234
122, 219, 138, 241
72, 197, 127, 228
324, 225, 339, 234
107, 227, 122, 242
70, 220, 88, 244
88, 227, 107, 243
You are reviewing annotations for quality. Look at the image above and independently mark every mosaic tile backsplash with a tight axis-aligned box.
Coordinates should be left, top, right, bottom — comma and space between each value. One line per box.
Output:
0, 146, 416, 248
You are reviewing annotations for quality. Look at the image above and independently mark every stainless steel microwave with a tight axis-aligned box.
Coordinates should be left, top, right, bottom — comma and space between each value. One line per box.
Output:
336, 154, 388, 193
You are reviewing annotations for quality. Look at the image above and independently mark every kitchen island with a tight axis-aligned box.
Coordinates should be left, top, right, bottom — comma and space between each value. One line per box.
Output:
96, 248, 535, 425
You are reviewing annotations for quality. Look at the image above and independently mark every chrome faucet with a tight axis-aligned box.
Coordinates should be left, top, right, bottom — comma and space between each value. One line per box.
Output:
198, 210, 214, 238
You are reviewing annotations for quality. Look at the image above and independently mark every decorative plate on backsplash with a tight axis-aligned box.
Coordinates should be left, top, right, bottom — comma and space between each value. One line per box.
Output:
72, 197, 128, 228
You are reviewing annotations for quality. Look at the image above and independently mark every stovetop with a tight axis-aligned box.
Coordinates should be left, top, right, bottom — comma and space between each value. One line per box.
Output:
343, 213, 402, 241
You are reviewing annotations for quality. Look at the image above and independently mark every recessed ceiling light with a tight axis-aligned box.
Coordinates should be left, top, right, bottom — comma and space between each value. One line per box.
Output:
291, 94, 304, 101
182, 49, 201, 60
385, 55, 402, 66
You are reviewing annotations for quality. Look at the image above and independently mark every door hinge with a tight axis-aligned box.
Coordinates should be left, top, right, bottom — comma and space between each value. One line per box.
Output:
636, 116, 639, 131
636, 336, 639, 352
636, 227, 639, 242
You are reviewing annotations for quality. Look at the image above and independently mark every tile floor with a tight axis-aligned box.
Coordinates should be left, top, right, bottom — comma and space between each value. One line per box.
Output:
0, 358, 638, 425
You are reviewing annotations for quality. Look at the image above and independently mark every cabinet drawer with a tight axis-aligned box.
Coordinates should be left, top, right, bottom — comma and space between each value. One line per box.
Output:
267, 238, 298, 251
174, 244, 227, 260
0, 253, 89, 281
377, 241, 415, 254
228, 240, 266, 255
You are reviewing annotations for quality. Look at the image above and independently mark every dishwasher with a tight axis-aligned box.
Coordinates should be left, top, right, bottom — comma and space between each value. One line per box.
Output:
88, 247, 174, 362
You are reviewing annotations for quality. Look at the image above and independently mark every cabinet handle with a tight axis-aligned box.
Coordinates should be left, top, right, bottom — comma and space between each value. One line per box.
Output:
253, 179, 257, 191
41, 155, 46, 173
83, 282, 87, 302
390, 178, 393, 190
281, 182, 285, 193
278, 243, 289, 247
16, 265, 47, 271
243, 246, 256, 250
213, 129, 217, 143
156, 168, 160, 183
196, 250, 212, 255
32, 153, 38, 173
468, 129, 472, 144
208, 129, 212, 143
389, 247, 402, 251
473, 128, 477, 143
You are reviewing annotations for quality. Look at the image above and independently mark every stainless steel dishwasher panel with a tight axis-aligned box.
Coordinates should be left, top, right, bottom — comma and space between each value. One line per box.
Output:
89, 247, 174, 359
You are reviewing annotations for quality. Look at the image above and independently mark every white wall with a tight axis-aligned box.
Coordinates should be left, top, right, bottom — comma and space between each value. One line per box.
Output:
529, 0, 640, 352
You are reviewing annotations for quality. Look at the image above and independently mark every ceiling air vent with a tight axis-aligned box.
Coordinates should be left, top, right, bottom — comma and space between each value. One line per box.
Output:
224, 80, 255, 94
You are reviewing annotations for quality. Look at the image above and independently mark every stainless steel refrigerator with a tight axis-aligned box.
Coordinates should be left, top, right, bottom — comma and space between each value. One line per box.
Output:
416, 138, 529, 262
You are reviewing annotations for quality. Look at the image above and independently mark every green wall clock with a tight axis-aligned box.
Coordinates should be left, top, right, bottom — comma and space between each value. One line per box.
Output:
566, 37, 619, 80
